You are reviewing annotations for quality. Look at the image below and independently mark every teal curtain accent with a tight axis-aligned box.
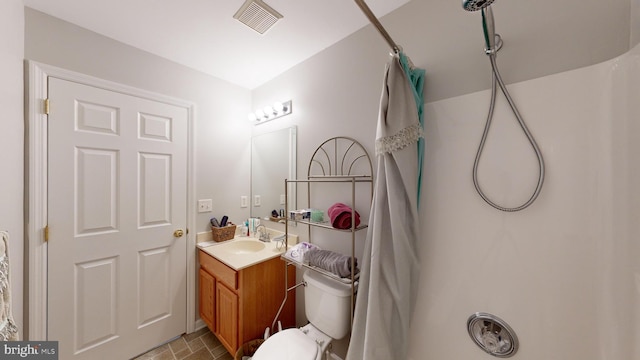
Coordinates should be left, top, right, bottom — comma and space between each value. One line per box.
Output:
399, 52, 426, 205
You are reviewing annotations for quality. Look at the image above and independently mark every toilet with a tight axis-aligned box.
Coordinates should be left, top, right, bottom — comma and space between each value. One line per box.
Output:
252, 269, 353, 360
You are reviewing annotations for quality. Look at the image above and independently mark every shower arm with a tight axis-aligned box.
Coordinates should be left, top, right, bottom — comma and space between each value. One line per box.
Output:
353, 0, 401, 53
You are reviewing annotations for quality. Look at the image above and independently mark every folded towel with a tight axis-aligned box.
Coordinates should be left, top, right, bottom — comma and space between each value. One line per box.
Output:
327, 203, 361, 230
284, 242, 321, 264
304, 249, 359, 278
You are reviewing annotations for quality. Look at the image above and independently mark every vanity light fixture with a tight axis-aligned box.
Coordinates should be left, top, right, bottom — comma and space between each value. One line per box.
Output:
247, 100, 292, 124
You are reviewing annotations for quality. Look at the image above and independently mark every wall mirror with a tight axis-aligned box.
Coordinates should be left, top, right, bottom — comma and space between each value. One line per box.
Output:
251, 126, 297, 220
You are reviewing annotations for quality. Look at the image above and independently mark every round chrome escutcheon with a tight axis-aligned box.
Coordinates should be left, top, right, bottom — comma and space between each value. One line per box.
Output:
467, 312, 518, 357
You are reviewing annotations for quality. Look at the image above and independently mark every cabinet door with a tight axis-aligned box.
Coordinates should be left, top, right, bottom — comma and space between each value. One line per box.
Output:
199, 269, 216, 331
216, 282, 238, 353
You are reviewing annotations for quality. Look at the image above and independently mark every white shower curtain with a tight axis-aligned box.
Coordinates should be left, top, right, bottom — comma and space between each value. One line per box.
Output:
346, 53, 423, 360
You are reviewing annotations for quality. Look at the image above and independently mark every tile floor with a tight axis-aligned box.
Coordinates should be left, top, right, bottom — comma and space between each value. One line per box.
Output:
133, 327, 233, 360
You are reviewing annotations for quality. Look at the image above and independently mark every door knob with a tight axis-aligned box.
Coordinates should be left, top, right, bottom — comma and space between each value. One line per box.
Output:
173, 229, 184, 238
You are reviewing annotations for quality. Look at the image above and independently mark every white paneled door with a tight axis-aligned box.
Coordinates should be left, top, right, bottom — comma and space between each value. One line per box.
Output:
47, 78, 188, 360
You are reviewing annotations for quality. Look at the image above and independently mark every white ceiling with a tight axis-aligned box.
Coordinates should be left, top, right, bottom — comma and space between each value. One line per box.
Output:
24, 0, 410, 89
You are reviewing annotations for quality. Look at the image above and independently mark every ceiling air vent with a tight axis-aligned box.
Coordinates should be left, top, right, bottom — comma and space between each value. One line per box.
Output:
233, 0, 283, 35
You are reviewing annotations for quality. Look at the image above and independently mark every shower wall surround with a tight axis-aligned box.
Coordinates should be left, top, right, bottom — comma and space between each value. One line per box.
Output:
411, 43, 640, 359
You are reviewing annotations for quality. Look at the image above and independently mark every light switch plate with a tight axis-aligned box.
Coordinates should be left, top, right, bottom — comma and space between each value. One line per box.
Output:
240, 196, 248, 208
198, 199, 213, 213
280, 194, 285, 205
254, 195, 261, 206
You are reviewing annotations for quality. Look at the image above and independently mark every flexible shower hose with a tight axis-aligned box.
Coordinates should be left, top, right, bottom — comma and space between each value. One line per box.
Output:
472, 50, 545, 212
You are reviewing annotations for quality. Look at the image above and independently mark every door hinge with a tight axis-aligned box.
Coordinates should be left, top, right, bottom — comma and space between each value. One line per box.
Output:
44, 225, 49, 242
44, 98, 50, 115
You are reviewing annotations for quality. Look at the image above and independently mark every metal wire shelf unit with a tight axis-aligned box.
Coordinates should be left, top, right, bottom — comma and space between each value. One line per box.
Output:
282, 137, 373, 329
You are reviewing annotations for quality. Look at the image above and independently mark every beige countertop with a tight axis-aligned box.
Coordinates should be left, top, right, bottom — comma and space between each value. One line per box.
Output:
197, 232, 297, 270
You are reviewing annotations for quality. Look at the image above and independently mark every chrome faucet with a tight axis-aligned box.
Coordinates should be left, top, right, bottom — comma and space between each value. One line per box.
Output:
256, 225, 270, 242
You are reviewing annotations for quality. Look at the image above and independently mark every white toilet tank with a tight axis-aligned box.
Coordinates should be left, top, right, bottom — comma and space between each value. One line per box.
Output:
303, 270, 353, 340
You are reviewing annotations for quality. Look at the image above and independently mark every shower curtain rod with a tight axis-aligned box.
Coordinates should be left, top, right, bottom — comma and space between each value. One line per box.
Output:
354, 0, 401, 53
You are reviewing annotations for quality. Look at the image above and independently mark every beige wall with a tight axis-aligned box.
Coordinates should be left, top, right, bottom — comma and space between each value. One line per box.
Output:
24, 7, 254, 333
0, 0, 24, 339
24, 7, 253, 237
250, 0, 637, 358
260, 35, 639, 360
18, 0, 637, 353
252, 0, 633, 203
632, 0, 640, 46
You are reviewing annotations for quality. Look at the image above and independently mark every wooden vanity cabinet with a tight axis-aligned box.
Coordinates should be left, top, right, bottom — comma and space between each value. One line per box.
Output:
198, 249, 295, 355
198, 268, 216, 330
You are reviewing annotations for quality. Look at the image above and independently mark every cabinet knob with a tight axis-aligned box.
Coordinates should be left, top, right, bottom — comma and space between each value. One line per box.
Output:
173, 229, 185, 238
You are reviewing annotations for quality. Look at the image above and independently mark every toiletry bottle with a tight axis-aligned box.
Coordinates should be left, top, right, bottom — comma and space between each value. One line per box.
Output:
240, 221, 248, 237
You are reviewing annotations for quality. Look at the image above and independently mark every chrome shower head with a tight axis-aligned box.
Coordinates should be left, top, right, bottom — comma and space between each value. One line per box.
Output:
462, 0, 495, 12
463, 0, 498, 53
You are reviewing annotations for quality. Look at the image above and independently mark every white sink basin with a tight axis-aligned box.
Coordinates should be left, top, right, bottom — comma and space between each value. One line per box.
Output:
199, 231, 298, 270
219, 240, 266, 254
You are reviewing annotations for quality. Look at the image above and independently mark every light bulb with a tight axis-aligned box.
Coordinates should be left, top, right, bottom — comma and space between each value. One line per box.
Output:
247, 112, 257, 122
273, 102, 284, 113
255, 109, 265, 119
263, 106, 275, 117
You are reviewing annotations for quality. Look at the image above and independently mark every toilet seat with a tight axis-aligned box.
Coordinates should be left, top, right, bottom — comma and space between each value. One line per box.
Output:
252, 328, 321, 360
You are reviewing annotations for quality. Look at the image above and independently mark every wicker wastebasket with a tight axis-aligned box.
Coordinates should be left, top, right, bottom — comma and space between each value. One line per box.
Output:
234, 339, 265, 360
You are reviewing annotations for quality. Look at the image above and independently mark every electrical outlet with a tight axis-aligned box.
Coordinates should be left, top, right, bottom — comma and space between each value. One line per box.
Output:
280, 194, 285, 205
198, 199, 213, 213
254, 195, 261, 207
240, 196, 248, 208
